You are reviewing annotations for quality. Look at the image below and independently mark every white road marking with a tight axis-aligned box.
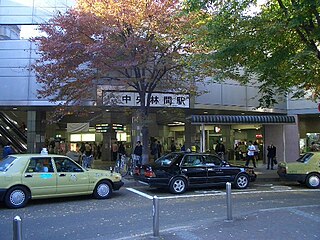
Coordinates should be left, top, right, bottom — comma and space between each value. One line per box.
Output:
259, 204, 320, 212
288, 208, 320, 223
126, 188, 153, 199
271, 185, 292, 190
127, 187, 320, 200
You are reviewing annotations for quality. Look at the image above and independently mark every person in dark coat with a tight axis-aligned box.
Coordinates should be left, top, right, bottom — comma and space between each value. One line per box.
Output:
133, 141, 143, 165
267, 143, 277, 170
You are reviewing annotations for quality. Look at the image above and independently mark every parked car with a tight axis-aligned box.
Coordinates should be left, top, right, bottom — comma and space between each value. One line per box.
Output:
134, 152, 256, 194
277, 152, 320, 188
0, 154, 124, 208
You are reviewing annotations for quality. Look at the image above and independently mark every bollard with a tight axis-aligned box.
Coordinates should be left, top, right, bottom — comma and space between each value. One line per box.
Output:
153, 196, 160, 237
226, 182, 233, 221
13, 215, 22, 240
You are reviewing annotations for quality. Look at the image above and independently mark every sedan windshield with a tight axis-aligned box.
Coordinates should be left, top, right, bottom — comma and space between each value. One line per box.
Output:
296, 153, 313, 163
154, 153, 182, 167
0, 156, 16, 172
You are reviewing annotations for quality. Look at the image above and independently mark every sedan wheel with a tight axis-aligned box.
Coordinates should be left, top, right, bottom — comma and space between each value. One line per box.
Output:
306, 174, 320, 189
93, 181, 112, 199
169, 177, 187, 194
235, 174, 249, 189
5, 186, 29, 209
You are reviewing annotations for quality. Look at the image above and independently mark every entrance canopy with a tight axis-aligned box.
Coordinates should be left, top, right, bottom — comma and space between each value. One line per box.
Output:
189, 115, 296, 125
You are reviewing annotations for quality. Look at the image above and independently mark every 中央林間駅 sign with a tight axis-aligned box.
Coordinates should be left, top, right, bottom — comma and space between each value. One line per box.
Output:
102, 91, 190, 108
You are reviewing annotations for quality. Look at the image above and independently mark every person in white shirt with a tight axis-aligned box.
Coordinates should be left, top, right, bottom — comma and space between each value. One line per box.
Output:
245, 141, 257, 168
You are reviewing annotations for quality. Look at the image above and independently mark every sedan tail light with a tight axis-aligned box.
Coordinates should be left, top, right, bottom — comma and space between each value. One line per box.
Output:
144, 166, 156, 177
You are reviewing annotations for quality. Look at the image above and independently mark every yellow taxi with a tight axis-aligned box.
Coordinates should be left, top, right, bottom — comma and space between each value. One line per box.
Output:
0, 154, 123, 208
277, 152, 320, 188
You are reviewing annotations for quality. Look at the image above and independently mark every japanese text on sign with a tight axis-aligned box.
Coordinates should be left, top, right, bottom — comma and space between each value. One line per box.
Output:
102, 91, 190, 108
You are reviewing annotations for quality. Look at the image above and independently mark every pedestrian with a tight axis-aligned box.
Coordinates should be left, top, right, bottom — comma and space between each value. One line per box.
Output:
245, 141, 257, 168
239, 142, 247, 161
150, 139, 159, 160
118, 142, 126, 156
157, 141, 162, 158
253, 141, 259, 163
79, 142, 85, 154
83, 142, 93, 168
3, 142, 14, 158
170, 140, 176, 152
111, 139, 118, 161
267, 143, 277, 170
215, 141, 226, 160
97, 143, 102, 159
133, 141, 142, 165
181, 143, 186, 152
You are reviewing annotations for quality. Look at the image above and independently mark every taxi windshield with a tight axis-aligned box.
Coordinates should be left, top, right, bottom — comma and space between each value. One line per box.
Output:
0, 156, 16, 172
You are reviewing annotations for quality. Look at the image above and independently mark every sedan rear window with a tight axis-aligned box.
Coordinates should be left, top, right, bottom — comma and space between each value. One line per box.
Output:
296, 153, 313, 163
0, 156, 16, 172
155, 153, 182, 167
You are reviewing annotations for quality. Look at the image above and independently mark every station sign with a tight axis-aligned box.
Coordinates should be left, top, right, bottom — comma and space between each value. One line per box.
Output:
102, 91, 190, 108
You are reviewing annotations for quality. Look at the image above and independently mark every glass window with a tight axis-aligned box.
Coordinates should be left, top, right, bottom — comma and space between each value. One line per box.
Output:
181, 155, 205, 167
204, 155, 222, 166
0, 156, 16, 172
53, 157, 83, 172
296, 153, 313, 163
28, 157, 54, 173
154, 153, 182, 167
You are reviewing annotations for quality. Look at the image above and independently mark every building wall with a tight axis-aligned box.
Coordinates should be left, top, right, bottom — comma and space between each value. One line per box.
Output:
195, 79, 287, 113
0, 0, 75, 24
264, 122, 300, 163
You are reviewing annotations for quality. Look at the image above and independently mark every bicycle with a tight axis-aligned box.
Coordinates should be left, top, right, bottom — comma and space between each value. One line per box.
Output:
114, 154, 139, 177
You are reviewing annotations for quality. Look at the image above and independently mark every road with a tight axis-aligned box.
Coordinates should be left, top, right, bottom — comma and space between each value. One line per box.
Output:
0, 181, 319, 240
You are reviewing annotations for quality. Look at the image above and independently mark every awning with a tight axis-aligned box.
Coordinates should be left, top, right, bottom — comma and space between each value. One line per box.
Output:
189, 115, 296, 125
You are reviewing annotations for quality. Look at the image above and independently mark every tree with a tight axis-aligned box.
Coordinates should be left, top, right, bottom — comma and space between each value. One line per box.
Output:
184, 0, 320, 107
32, 0, 206, 163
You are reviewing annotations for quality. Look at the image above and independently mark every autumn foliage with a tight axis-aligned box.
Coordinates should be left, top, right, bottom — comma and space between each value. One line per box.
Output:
33, 0, 204, 112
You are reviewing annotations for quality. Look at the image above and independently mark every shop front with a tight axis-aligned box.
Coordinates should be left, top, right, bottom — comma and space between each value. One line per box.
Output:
188, 114, 298, 163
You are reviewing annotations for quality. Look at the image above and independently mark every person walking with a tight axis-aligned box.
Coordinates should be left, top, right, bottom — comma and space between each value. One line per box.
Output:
253, 141, 260, 163
215, 141, 226, 160
267, 143, 277, 170
157, 141, 162, 158
133, 141, 142, 166
170, 140, 177, 152
245, 141, 257, 168
111, 140, 119, 162
150, 139, 159, 161
83, 142, 93, 168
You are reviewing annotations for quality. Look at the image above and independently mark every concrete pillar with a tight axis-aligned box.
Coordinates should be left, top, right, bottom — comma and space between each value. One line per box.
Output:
264, 120, 299, 163
27, 111, 46, 153
184, 121, 197, 151
100, 112, 115, 161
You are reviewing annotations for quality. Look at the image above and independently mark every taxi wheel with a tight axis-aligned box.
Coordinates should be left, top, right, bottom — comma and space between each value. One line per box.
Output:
5, 186, 29, 209
169, 177, 187, 194
93, 181, 112, 199
306, 173, 320, 189
235, 174, 249, 189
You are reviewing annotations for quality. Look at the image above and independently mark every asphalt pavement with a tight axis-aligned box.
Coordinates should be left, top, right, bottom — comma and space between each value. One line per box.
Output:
88, 159, 320, 240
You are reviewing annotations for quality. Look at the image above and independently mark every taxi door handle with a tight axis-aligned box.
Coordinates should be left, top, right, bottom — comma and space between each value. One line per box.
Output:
59, 174, 66, 177
25, 174, 33, 178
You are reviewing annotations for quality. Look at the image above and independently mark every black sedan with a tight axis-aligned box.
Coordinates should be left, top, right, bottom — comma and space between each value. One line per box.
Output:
134, 152, 256, 194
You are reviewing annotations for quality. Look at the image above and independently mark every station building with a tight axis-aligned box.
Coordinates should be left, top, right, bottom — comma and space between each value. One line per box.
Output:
0, 0, 318, 163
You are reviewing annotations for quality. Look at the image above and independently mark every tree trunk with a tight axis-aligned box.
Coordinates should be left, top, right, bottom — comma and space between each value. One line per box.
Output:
141, 125, 149, 164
